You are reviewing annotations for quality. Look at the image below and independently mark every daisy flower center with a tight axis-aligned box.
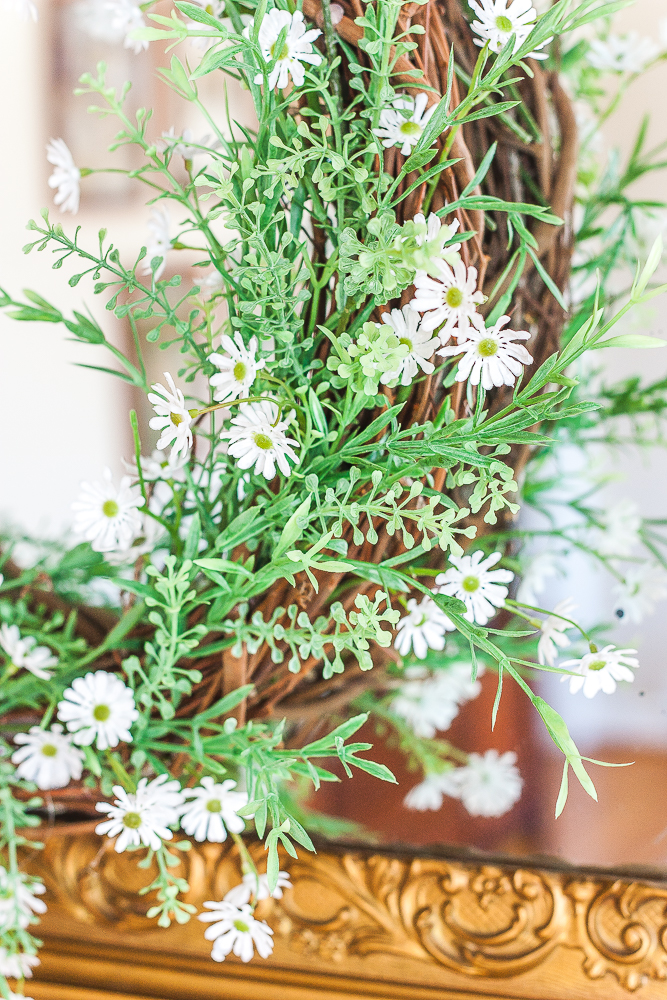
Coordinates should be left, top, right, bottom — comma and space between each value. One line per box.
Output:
478, 337, 499, 357
205, 798, 222, 813
399, 337, 413, 350
40, 743, 58, 758
102, 500, 119, 518
462, 575, 481, 593
588, 658, 607, 672
234, 919, 250, 933
496, 14, 513, 31
253, 432, 273, 451
233, 361, 247, 383
416, 614, 428, 626
170, 411, 184, 427
446, 287, 464, 308
93, 703, 111, 722
123, 811, 142, 829
270, 40, 290, 61
399, 120, 422, 138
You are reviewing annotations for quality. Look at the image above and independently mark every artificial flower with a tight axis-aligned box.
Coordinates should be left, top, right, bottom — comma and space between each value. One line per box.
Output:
436, 551, 514, 625
379, 307, 439, 386
560, 644, 639, 698
180, 777, 248, 843
410, 212, 462, 271
74, 0, 126, 41
142, 205, 171, 279
438, 313, 533, 390
209, 333, 266, 403
596, 499, 641, 557
613, 563, 667, 624
455, 750, 523, 817
148, 372, 195, 460
72, 468, 144, 553
403, 770, 460, 811
95, 774, 185, 852
157, 127, 219, 161
469, 0, 547, 58
516, 550, 561, 606
224, 870, 292, 907
57, 670, 139, 749
0, 948, 39, 980
0, 624, 57, 680
0, 868, 46, 931
252, 8, 322, 90
537, 598, 577, 667
12, 725, 84, 790
198, 901, 274, 962
105, 0, 148, 53
373, 93, 436, 156
412, 259, 485, 338
391, 662, 483, 738
588, 33, 658, 75
221, 400, 299, 480
393, 596, 454, 659
46, 139, 81, 215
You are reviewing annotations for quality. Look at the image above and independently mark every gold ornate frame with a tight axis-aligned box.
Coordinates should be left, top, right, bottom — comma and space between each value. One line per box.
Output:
20, 824, 667, 999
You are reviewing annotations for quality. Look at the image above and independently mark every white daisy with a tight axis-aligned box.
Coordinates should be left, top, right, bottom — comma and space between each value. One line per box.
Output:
198, 267, 225, 298
379, 308, 439, 386
148, 373, 195, 461
72, 468, 144, 554
0, 868, 46, 931
1, 0, 37, 19
412, 259, 485, 339
537, 597, 576, 667
208, 333, 266, 404
224, 870, 291, 907
469, 0, 547, 59
74, 0, 126, 42
252, 8, 322, 90
57, 670, 139, 750
221, 400, 299, 480
142, 205, 171, 279
412, 212, 462, 264
588, 33, 658, 75
198, 901, 274, 962
391, 662, 482, 738
105, 0, 148, 53
516, 550, 561, 606
436, 550, 514, 625
180, 777, 248, 843
374, 93, 436, 156
403, 769, 460, 811
560, 644, 639, 698
157, 127, 219, 161
0, 624, 57, 680
455, 749, 523, 817
596, 499, 641, 557
438, 313, 533, 391
185, 0, 226, 51
393, 596, 454, 659
46, 139, 81, 215
613, 563, 667, 624
0, 948, 39, 980
95, 774, 185, 852
103, 511, 166, 567
12, 725, 84, 790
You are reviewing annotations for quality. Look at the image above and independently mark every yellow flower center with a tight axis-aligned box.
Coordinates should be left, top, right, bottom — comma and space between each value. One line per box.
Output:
102, 500, 119, 518
446, 287, 464, 308
399, 337, 413, 351
93, 704, 111, 722
234, 919, 250, 933
270, 40, 290, 61
206, 798, 222, 813
478, 338, 499, 357
399, 121, 422, 137
233, 361, 247, 382
123, 812, 142, 829
496, 14, 513, 31
253, 432, 273, 451
41, 743, 58, 758
462, 575, 480, 593
170, 411, 183, 427
588, 659, 607, 672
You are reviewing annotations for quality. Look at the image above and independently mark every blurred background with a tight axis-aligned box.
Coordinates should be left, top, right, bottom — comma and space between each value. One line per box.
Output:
1, 0, 667, 873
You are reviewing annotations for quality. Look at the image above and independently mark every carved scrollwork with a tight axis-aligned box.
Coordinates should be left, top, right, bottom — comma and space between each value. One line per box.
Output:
21, 826, 667, 995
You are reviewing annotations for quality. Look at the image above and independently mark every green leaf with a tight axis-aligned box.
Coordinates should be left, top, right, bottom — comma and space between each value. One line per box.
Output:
183, 512, 201, 561
274, 495, 312, 559
461, 141, 497, 197
194, 685, 254, 722
592, 335, 666, 350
